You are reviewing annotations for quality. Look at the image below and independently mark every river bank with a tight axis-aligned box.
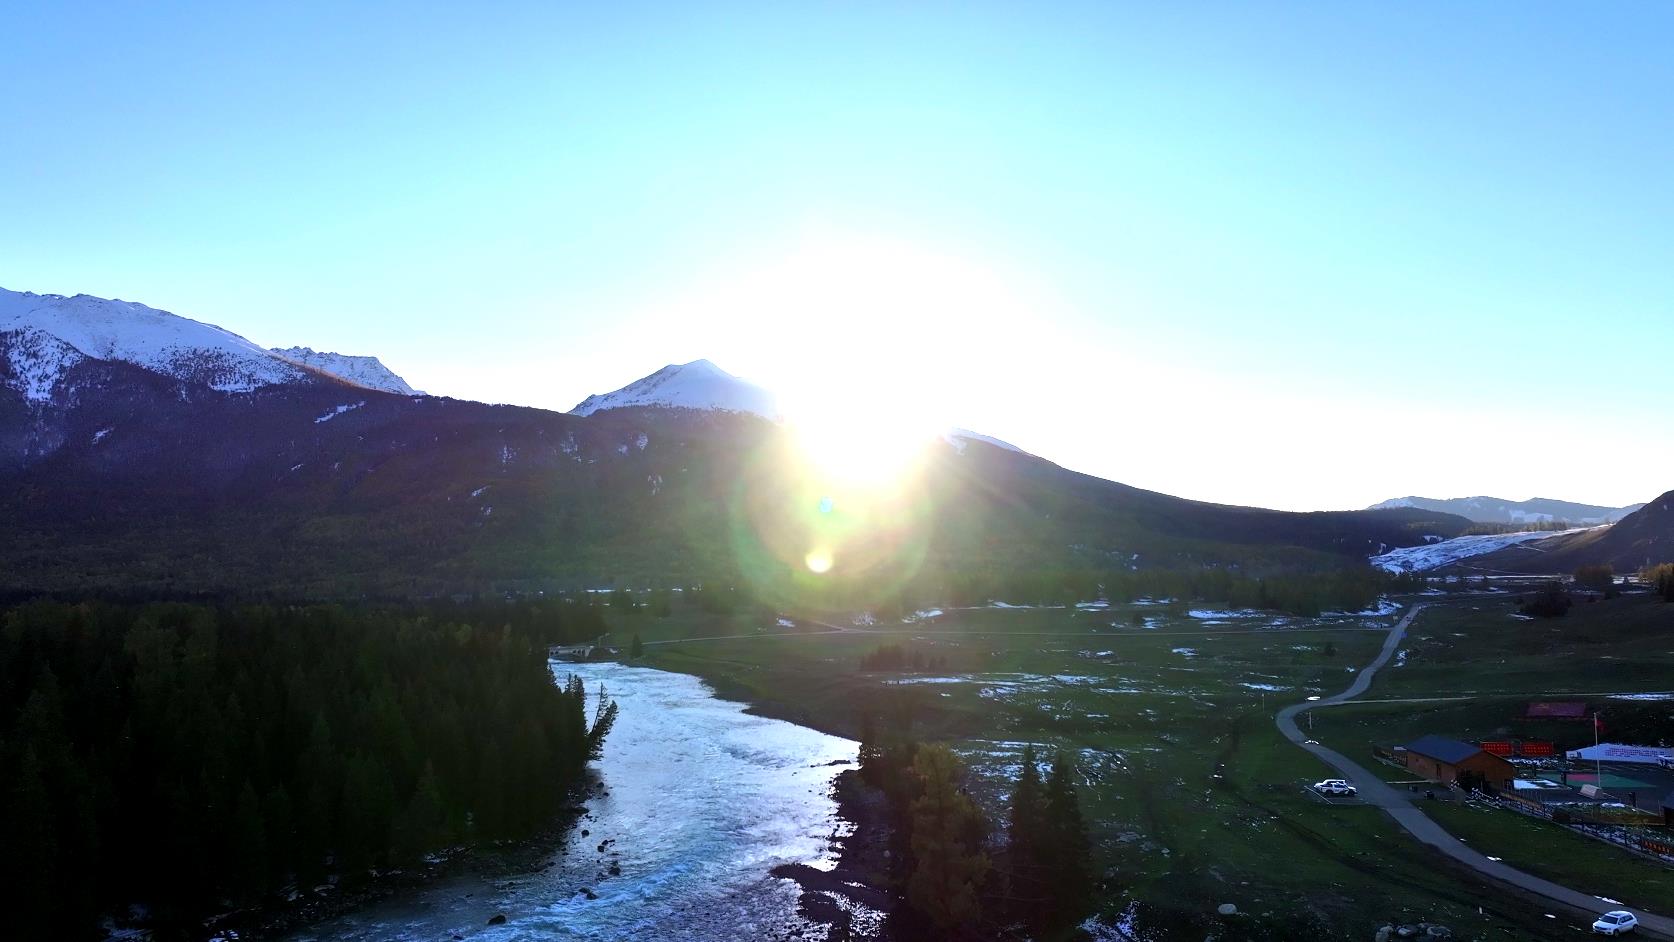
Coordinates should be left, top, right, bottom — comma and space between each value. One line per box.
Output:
269, 660, 877, 942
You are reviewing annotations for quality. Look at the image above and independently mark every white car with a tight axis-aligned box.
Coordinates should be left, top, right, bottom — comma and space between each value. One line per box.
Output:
1312, 779, 1357, 797
1593, 910, 1638, 935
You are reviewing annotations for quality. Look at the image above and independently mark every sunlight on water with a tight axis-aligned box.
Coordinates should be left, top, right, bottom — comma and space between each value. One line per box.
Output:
287, 662, 858, 941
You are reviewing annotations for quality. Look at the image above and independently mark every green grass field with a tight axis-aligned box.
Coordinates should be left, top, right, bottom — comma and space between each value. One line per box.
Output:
604, 592, 1674, 938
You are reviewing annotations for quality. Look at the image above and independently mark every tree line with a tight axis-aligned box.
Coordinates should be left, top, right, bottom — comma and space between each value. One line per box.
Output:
1643, 563, 1674, 602
858, 718, 1095, 938
0, 600, 616, 939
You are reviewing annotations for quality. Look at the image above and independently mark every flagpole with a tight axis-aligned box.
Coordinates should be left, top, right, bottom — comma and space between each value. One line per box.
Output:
1595, 711, 1602, 786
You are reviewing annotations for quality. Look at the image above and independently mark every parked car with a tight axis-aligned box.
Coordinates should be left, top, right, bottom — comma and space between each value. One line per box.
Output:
1593, 910, 1638, 935
1312, 779, 1357, 797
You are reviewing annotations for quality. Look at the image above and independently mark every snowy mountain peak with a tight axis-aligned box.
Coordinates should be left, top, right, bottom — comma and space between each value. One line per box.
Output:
271, 346, 423, 395
569, 359, 779, 417
0, 287, 310, 397
943, 427, 1029, 456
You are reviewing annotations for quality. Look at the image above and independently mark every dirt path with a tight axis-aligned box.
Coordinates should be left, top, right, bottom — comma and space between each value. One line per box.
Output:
1275, 603, 1674, 938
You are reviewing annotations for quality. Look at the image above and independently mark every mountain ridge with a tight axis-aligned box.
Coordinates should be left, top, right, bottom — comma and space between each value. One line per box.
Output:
1367, 494, 1642, 526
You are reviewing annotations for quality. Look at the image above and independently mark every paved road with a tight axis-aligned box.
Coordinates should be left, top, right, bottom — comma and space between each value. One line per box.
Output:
1277, 602, 1674, 939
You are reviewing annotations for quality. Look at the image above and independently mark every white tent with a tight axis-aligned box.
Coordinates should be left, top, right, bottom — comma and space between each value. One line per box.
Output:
1564, 742, 1671, 765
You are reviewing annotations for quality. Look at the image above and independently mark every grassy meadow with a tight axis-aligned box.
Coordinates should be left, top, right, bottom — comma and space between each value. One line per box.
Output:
604, 591, 1674, 939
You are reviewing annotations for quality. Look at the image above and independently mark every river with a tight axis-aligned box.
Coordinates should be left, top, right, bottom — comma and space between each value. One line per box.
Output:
285, 660, 865, 941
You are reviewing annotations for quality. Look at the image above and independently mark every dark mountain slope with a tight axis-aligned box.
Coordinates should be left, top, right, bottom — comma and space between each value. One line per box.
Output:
0, 359, 1469, 598
1467, 491, 1674, 574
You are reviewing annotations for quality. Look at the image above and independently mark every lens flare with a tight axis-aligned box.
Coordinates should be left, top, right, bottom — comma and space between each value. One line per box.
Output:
804, 548, 834, 574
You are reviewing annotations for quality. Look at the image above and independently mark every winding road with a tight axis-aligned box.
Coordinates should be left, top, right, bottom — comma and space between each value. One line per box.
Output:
1276, 602, 1674, 938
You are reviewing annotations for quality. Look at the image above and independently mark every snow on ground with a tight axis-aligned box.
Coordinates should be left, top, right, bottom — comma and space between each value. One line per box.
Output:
1239, 682, 1289, 691
1369, 529, 1592, 572
1188, 608, 1267, 619
942, 428, 1029, 456
1171, 647, 1197, 657
1609, 693, 1674, 701
313, 401, 365, 423
1322, 598, 1403, 617
903, 608, 944, 623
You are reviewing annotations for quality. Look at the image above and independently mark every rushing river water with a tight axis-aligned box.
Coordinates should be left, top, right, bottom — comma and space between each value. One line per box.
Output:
287, 661, 859, 941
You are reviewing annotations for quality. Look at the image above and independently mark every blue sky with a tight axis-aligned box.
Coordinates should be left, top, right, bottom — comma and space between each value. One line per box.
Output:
4, 2, 1670, 509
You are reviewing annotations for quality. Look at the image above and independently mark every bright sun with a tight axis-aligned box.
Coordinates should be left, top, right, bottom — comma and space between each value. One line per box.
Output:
650, 228, 1062, 548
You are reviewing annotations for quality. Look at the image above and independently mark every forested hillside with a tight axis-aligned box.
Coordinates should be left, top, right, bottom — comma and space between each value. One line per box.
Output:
0, 599, 614, 939
0, 371, 1469, 600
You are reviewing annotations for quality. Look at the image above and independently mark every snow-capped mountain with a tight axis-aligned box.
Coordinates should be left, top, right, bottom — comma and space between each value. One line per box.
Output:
1368, 495, 1642, 526
569, 359, 779, 417
272, 346, 423, 395
0, 287, 426, 404
1, 288, 312, 399
943, 427, 1028, 456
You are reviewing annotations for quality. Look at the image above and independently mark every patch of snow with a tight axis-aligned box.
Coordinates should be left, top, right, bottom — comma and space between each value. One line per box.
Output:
92, 427, 113, 444
942, 427, 1029, 456
1240, 682, 1289, 691
1323, 598, 1402, 617
2, 326, 86, 400
314, 401, 365, 423
1171, 647, 1197, 657
1369, 530, 1592, 573
635, 432, 649, 450
470, 485, 490, 498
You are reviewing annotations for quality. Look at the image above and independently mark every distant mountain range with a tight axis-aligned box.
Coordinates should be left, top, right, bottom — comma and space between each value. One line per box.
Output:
1368, 495, 1643, 526
0, 285, 1659, 595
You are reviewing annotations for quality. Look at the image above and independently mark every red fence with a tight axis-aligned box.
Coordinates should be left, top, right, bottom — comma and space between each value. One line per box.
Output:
1479, 739, 1553, 757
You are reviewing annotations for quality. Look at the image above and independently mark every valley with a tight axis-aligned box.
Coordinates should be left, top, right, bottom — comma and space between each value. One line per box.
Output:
611, 588, 1674, 940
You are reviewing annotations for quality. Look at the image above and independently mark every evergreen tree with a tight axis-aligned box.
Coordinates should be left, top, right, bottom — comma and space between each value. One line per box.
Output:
1006, 744, 1048, 926
1043, 750, 1094, 926
395, 763, 448, 861
232, 780, 269, 897
629, 633, 644, 659
906, 745, 990, 935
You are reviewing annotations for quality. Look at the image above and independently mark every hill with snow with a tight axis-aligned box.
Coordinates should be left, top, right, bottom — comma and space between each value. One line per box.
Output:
1, 288, 313, 399
569, 359, 779, 418
1369, 529, 1583, 573
1368, 495, 1641, 526
272, 346, 423, 395
0, 287, 429, 408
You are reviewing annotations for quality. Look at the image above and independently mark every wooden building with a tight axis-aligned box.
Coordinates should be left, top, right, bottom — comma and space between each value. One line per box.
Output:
1401, 735, 1515, 791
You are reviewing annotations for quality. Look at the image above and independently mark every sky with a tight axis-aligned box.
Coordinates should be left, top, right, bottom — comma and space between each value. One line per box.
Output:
3, 2, 1671, 511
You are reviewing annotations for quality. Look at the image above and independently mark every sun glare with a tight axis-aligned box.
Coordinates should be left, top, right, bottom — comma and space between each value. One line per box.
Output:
803, 547, 834, 574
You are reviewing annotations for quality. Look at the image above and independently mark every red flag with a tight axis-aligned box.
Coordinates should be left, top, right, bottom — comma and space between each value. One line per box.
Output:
1594, 713, 1605, 734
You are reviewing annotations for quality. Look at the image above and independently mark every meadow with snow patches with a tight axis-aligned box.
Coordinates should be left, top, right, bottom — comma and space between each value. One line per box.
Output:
623, 593, 1652, 938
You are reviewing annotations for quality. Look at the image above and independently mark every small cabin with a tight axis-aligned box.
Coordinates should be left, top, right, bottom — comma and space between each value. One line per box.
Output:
1402, 735, 1515, 791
